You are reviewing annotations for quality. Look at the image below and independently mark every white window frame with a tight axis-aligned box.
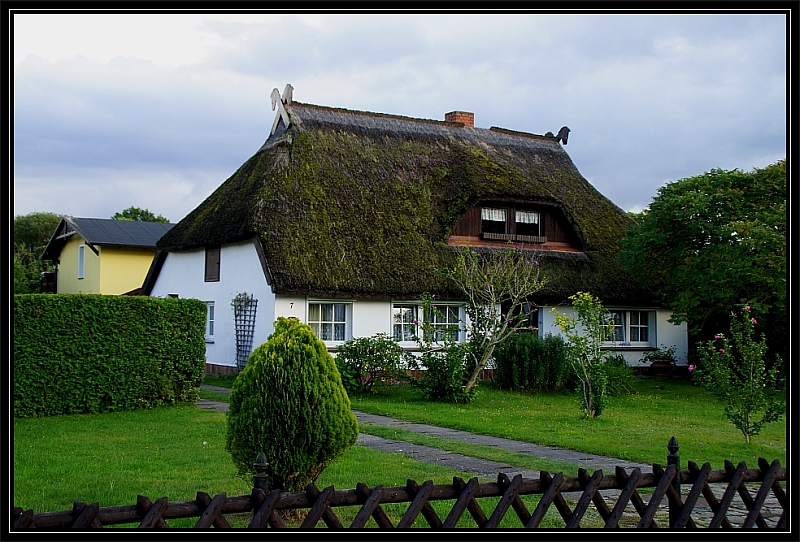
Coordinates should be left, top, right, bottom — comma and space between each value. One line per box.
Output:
392, 302, 466, 346
606, 309, 654, 347
392, 304, 419, 344
204, 302, 215, 342
77, 244, 85, 279
308, 301, 352, 344
426, 303, 463, 343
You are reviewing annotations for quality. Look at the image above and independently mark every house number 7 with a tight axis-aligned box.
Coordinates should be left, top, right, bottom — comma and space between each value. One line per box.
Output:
290, 303, 294, 309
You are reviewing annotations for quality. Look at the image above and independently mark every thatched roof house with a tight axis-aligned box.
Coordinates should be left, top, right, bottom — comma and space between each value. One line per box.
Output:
144, 87, 686, 373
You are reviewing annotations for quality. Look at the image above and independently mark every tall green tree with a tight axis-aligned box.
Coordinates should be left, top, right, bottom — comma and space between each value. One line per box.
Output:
13, 212, 62, 294
619, 160, 786, 363
111, 206, 169, 222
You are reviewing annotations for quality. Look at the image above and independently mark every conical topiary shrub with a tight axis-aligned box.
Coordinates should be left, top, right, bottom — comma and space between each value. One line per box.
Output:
225, 317, 359, 492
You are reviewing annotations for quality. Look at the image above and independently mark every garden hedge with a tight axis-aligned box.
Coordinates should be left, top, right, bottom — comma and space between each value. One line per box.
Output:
14, 294, 206, 418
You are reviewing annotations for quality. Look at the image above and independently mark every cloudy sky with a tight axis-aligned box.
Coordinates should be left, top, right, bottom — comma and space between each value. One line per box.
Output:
12, 11, 787, 224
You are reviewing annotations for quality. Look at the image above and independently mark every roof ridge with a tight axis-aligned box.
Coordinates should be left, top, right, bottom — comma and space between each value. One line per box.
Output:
288, 101, 459, 127
489, 126, 558, 142
289, 102, 558, 141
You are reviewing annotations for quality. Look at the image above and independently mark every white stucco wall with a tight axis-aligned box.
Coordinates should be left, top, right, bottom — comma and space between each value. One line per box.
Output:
542, 305, 689, 366
352, 300, 392, 338
150, 244, 689, 370
149, 241, 275, 367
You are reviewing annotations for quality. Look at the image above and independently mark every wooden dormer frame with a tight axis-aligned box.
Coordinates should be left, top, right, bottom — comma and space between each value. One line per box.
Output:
447, 200, 585, 254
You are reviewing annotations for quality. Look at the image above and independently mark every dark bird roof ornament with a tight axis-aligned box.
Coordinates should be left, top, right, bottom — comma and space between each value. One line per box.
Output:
556, 126, 570, 145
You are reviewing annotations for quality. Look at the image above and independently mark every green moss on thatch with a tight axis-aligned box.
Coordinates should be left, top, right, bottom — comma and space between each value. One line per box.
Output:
156, 102, 653, 305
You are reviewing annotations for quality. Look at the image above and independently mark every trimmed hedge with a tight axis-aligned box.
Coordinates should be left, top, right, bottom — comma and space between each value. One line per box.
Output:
494, 332, 576, 392
14, 294, 206, 418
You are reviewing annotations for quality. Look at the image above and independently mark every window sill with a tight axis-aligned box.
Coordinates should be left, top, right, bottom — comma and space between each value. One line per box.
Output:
602, 345, 655, 351
205, 339, 215, 344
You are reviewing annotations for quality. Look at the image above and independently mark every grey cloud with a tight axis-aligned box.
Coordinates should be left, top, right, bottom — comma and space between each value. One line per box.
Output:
12, 13, 786, 222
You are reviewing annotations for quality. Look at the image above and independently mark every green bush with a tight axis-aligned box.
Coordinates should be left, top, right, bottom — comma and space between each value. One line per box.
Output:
602, 354, 637, 396
225, 317, 359, 492
493, 332, 576, 392
13, 294, 206, 418
334, 333, 408, 396
408, 343, 476, 403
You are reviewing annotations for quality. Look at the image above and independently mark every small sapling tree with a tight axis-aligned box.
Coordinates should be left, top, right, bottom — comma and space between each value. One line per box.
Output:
552, 292, 614, 419
692, 306, 785, 443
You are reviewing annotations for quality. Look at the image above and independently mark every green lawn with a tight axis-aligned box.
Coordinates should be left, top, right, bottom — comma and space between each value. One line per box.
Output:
13, 404, 571, 527
201, 378, 786, 472
15, 374, 785, 528
349, 378, 786, 470
200, 374, 786, 470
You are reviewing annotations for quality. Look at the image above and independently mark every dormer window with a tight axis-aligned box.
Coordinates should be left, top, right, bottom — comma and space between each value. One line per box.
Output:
448, 202, 582, 253
479, 206, 545, 243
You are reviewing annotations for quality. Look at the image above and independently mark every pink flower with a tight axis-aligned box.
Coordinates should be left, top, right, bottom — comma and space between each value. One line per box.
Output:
688, 364, 695, 372
730, 311, 735, 316
751, 317, 757, 325
714, 335, 720, 340
719, 348, 725, 354
744, 305, 751, 312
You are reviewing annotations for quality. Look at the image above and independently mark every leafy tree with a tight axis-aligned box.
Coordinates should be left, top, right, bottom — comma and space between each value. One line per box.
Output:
14, 212, 62, 250
440, 245, 546, 394
13, 212, 62, 294
111, 206, 169, 223
619, 160, 786, 363
552, 292, 614, 419
692, 305, 784, 443
225, 317, 358, 493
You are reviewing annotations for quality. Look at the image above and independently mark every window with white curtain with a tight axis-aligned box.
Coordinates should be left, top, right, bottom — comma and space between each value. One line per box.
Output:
607, 310, 654, 346
481, 207, 507, 234
392, 304, 418, 342
204, 302, 215, 341
308, 302, 350, 342
515, 210, 540, 237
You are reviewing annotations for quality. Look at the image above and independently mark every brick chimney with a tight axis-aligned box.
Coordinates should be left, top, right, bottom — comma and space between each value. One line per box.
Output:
445, 111, 474, 127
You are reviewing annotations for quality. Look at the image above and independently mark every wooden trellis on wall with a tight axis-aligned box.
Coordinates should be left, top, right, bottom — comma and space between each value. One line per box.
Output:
232, 293, 258, 370
13, 458, 786, 529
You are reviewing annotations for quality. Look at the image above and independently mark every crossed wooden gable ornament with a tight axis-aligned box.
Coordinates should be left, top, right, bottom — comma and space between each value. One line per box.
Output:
270, 84, 294, 136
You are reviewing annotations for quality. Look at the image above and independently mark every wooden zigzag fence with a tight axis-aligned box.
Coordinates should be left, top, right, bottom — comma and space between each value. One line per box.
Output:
13, 448, 787, 529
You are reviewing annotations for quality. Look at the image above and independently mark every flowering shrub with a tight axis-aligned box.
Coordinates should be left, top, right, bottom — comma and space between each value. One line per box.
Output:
692, 306, 784, 443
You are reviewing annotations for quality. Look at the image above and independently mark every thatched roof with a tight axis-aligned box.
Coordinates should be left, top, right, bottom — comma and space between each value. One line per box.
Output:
152, 101, 656, 306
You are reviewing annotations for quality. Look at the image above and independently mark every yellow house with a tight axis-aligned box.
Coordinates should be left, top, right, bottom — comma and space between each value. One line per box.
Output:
41, 217, 174, 295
